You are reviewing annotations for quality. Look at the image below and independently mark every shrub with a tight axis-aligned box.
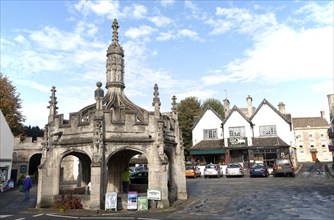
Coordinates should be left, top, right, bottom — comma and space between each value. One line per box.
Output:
54, 193, 83, 210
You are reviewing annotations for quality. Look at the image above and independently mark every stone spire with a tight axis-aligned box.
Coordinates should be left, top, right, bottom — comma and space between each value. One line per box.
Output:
171, 95, 177, 114
106, 18, 125, 90
152, 83, 161, 118
47, 86, 58, 123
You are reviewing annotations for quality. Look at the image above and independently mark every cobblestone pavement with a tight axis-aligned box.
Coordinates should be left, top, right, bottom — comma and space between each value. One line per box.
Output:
0, 163, 333, 220
165, 162, 334, 220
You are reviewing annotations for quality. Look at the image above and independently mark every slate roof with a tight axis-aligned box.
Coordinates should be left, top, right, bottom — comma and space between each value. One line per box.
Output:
252, 137, 289, 147
292, 117, 329, 128
191, 139, 224, 150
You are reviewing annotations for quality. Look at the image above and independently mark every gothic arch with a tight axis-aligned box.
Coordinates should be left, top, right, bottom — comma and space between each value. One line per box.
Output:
57, 150, 92, 194
105, 148, 149, 193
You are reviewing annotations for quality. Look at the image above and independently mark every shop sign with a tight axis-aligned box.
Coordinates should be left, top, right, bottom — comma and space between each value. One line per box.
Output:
147, 189, 161, 200
228, 138, 247, 147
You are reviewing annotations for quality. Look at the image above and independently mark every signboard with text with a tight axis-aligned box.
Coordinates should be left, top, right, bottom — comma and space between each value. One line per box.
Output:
147, 189, 161, 200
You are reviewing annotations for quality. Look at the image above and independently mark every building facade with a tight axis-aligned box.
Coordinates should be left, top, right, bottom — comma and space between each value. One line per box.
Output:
36, 19, 187, 210
293, 112, 331, 162
190, 96, 295, 168
0, 110, 14, 185
190, 106, 225, 164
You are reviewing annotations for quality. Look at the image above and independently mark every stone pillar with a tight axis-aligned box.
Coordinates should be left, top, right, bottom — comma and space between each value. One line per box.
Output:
172, 154, 187, 200
90, 165, 102, 209
36, 162, 57, 208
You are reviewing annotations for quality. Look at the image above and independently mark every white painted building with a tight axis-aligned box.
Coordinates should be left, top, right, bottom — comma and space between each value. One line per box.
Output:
0, 110, 14, 183
192, 106, 224, 145
191, 96, 295, 168
190, 106, 224, 165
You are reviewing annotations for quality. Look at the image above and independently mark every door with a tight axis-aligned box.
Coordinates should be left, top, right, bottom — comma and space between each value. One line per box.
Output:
311, 152, 317, 161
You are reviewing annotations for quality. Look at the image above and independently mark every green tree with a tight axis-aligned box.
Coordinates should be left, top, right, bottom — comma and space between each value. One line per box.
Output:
177, 97, 202, 161
201, 98, 225, 119
0, 73, 25, 136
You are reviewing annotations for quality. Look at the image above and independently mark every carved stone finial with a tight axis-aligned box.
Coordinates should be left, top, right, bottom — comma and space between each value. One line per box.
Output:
112, 18, 119, 43
152, 83, 161, 107
47, 86, 58, 116
171, 95, 177, 113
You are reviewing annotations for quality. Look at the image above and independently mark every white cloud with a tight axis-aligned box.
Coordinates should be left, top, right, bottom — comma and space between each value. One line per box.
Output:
202, 25, 333, 85
208, 7, 277, 35
29, 26, 83, 51
74, 0, 121, 18
149, 16, 172, 27
296, 1, 333, 25
132, 4, 147, 19
156, 31, 174, 41
161, 0, 175, 7
14, 35, 29, 44
124, 25, 157, 40
178, 29, 201, 41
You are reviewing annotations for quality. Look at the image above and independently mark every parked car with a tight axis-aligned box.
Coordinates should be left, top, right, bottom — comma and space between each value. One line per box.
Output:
249, 163, 269, 177
204, 164, 221, 178
273, 159, 295, 177
226, 163, 244, 177
185, 166, 201, 178
130, 170, 148, 184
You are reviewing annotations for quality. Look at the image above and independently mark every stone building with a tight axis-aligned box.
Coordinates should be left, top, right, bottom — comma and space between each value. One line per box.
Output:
292, 112, 331, 162
36, 19, 187, 209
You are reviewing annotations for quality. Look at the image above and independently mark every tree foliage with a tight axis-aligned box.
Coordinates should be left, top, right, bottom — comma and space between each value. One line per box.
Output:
177, 97, 202, 161
0, 73, 25, 136
201, 98, 225, 119
24, 125, 44, 141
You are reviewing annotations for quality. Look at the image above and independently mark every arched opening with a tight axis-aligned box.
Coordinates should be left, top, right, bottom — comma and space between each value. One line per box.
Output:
29, 153, 42, 182
106, 149, 149, 194
59, 152, 91, 195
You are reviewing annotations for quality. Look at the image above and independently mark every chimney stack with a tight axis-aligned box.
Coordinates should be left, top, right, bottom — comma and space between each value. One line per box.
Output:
246, 95, 253, 117
223, 99, 230, 118
278, 102, 286, 114
320, 111, 325, 119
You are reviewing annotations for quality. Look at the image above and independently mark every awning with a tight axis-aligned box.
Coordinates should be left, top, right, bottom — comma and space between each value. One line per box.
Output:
190, 149, 225, 155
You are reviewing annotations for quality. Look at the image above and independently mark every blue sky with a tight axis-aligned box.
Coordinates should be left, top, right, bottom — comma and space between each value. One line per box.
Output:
1, 0, 333, 128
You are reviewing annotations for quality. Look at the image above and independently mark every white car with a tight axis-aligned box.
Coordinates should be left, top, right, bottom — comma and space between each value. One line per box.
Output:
204, 164, 222, 178
226, 163, 244, 177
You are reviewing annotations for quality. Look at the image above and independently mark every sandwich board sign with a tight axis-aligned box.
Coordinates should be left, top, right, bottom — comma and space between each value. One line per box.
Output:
127, 191, 138, 210
147, 189, 161, 200
138, 197, 148, 211
105, 192, 117, 211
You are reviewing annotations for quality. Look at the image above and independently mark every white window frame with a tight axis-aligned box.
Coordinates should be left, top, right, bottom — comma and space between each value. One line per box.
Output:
203, 129, 218, 140
259, 125, 277, 136
229, 126, 245, 137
